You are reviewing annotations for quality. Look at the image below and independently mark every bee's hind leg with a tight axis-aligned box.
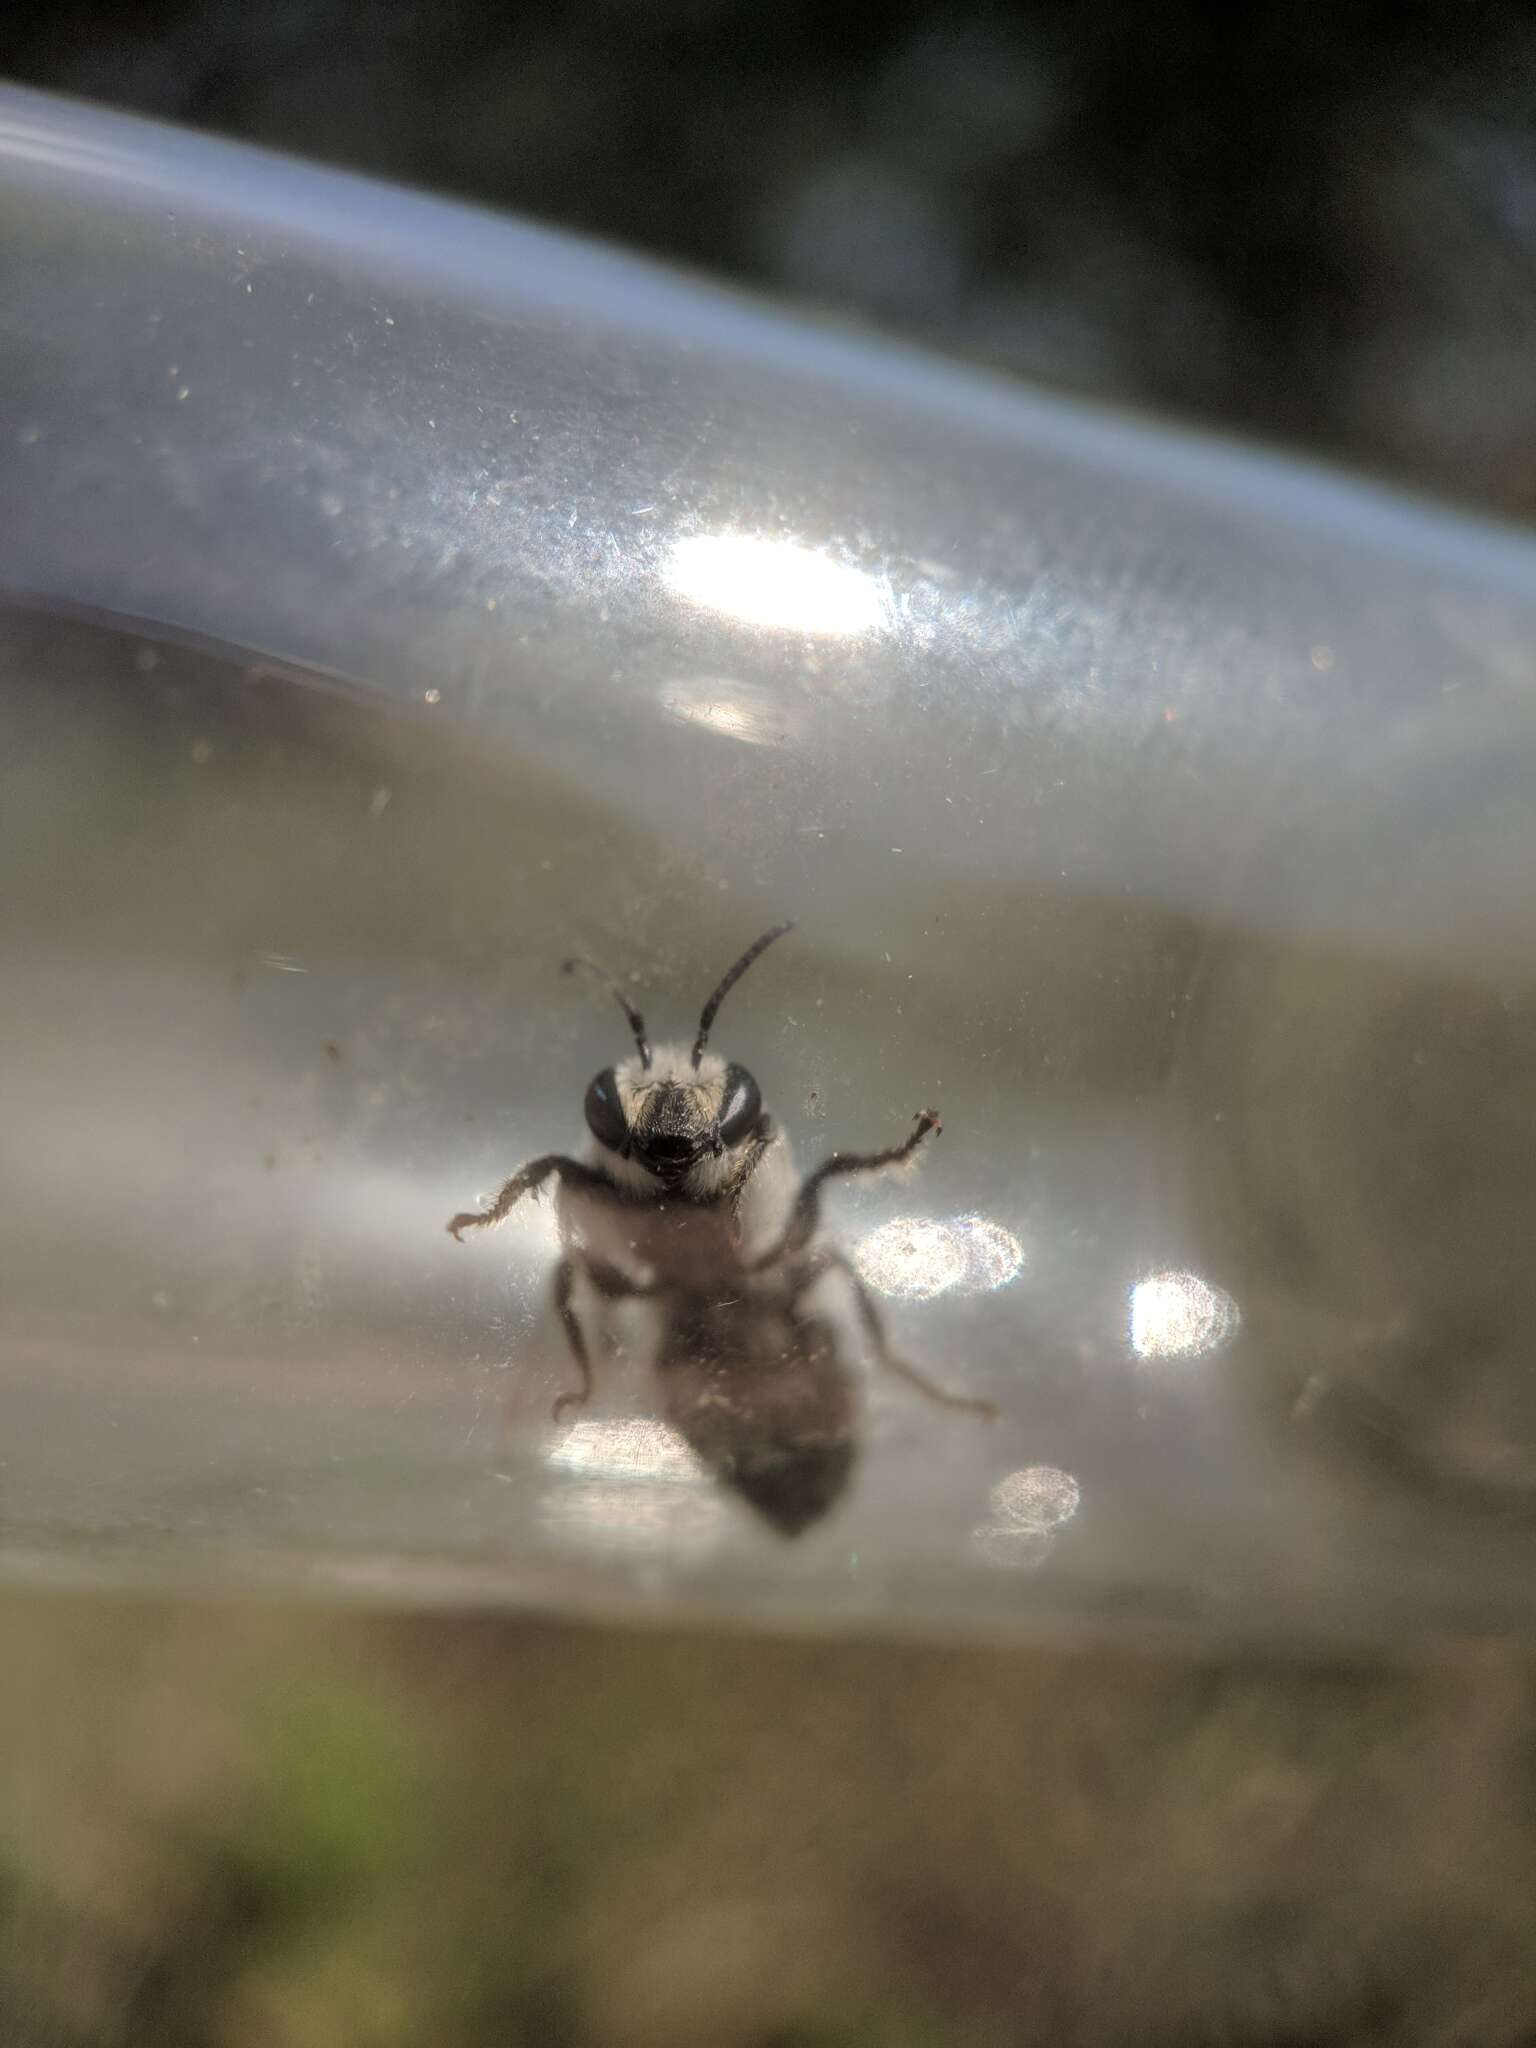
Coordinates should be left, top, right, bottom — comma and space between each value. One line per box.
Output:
810, 1247, 996, 1421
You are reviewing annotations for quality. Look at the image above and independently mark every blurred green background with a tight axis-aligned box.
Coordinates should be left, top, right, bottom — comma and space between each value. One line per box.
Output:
8, 1589, 1536, 2047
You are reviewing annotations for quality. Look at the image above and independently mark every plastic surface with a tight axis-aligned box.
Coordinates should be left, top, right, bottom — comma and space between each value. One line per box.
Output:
5, 85, 1536, 1643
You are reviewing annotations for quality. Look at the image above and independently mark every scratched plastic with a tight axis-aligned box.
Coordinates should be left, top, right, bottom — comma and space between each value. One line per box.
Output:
5, 84, 1536, 1643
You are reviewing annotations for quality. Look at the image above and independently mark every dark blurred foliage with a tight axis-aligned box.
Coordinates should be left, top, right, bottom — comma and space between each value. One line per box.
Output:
7, 3, 1536, 512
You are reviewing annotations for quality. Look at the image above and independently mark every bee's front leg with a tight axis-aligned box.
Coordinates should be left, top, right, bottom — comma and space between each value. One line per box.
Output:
447, 1155, 616, 1240
750, 1110, 941, 1268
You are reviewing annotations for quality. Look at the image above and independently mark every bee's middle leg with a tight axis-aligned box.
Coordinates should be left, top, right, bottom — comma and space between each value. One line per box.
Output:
584, 1261, 660, 1303
551, 1258, 660, 1418
581, 1259, 661, 1361
551, 1255, 596, 1423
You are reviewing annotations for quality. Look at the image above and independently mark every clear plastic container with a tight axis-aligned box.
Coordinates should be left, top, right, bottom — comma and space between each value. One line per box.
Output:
6, 83, 1536, 1645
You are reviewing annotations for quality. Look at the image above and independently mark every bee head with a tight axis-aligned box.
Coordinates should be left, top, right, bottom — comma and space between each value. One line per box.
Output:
584, 1054, 762, 1186
565, 923, 791, 1189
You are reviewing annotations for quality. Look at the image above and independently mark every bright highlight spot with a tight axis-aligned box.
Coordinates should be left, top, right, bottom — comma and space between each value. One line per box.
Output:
546, 1417, 704, 1483
989, 1464, 1080, 1532
539, 1481, 723, 1561
950, 1213, 1025, 1291
663, 534, 885, 636
541, 1424, 718, 1561
971, 1463, 1080, 1572
1129, 1270, 1239, 1360
853, 1217, 965, 1299
853, 1214, 1024, 1299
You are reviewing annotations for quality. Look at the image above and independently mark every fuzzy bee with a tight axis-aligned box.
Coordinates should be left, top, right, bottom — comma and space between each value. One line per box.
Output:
448, 923, 992, 1533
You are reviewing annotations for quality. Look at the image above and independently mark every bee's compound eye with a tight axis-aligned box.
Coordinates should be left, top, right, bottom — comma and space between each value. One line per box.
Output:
583, 1069, 628, 1152
717, 1062, 762, 1146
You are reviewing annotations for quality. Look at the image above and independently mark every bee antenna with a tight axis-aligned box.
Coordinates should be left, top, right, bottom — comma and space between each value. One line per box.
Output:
562, 956, 652, 1069
692, 921, 795, 1067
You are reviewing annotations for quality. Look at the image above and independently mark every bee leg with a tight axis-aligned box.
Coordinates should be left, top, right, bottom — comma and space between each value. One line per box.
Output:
750, 1110, 942, 1268
581, 1259, 660, 1360
727, 1121, 778, 1235
584, 1261, 660, 1302
815, 1247, 996, 1421
551, 1254, 595, 1423
447, 1155, 615, 1241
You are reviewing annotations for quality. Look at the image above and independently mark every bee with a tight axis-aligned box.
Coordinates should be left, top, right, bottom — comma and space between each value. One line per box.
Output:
448, 923, 993, 1533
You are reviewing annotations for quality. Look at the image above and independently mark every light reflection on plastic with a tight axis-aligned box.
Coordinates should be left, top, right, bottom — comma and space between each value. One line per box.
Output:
853, 1217, 965, 1299
853, 1213, 1024, 1299
659, 678, 787, 746
969, 1524, 1054, 1571
951, 1213, 1025, 1290
989, 1464, 1080, 1531
1129, 1270, 1240, 1360
663, 535, 885, 636
545, 1417, 703, 1483
971, 1462, 1080, 1571
539, 1481, 723, 1561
